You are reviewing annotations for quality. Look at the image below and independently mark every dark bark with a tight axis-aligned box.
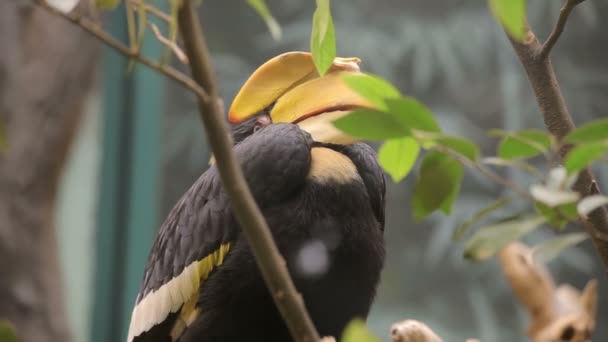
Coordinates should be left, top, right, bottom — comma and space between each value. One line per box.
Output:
0, 2, 98, 342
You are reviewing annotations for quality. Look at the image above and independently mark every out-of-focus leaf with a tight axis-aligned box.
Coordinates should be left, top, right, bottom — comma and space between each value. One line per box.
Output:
491, 129, 552, 160
464, 215, 545, 262
0, 320, 18, 342
481, 157, 542, 178
546, 166, 568, 189
577, 195, 608, 216
529, 184, 579, 208
341, 319, 380, 342
386, 97, 441, 133
564, 141, 608, 174
310, 0, 336, 75
418, 133, 479, 161
246, 0, 282, 41
532, 233, 588, 265
333, 109, 409, 140
564, 118, 608, 144
413, 152, 463, 220
46, 0, 80, 13
534, 201, 577, 231
95, 0, 120, 9
488, 0, 527, 41
341, 73, 401, 111
378, 137, 420, 183
453, 197, 511, 241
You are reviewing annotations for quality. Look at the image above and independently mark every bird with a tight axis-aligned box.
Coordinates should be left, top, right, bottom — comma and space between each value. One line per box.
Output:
126, 51, 386, 342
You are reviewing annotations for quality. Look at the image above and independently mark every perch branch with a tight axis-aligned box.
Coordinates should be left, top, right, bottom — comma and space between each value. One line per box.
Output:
504, 0, 608, 272
176, 1, 320, 342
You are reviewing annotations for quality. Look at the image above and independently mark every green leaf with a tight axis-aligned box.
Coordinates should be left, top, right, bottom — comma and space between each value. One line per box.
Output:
420, 133, 479, 161
412, 152, 464, 220
0, 320, 18, 342
464, 215, 545, 262
532, 233, 588, 264
246, 0, 282, 40
488, 0, 527, 41
95, 0, 121, 9
378, 137, 420, 183
564, 118, 608, 144
310, 0, 336, 75
341, 73, 401, 111
564, 141, 608, 174
453, 197, 510, 241
341, 319, 380, 342
333, 109, 410, 140
491, 129, 552, 160
534, 201, 576, 231
385, 97, 441, 133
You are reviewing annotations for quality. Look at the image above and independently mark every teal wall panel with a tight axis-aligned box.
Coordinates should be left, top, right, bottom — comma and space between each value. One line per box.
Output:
92, 5, 164, 342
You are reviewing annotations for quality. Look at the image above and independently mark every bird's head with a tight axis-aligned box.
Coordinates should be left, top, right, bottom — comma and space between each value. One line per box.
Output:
228, 51, 374, 145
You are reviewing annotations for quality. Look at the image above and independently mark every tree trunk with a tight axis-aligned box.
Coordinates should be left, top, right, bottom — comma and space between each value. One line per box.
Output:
0, 3, 98, 342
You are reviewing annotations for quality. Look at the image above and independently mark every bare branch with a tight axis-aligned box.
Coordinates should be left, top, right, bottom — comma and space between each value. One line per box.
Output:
148, 22, 189, 64
34, 0, 209, 102
539, 0, 587, 60
176, 1, 320, 342
503, 4, 608, 272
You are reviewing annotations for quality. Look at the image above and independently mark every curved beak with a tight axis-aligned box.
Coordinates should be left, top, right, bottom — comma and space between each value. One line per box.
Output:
228, 51, 375, 144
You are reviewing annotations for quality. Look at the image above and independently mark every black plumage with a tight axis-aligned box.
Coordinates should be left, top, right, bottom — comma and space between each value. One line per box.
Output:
129, 115, 386, 341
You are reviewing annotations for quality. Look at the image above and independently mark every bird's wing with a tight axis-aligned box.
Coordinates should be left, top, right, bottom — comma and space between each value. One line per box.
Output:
341, 142, 386, 228
127, 124, 313, 341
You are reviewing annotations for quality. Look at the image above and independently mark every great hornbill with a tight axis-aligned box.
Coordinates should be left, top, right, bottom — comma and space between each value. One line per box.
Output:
127, 51, 386, 342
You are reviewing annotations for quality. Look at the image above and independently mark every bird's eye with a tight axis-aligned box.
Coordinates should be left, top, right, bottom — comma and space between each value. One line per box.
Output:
253, 115, 271, 133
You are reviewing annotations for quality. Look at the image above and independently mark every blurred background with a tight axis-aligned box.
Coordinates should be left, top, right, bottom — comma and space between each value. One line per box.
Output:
1, 0, 607, 341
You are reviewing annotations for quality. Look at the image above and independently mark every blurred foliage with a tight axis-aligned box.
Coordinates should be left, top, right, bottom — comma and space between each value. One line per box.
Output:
341, 319, 380, 342
246, 0, 282, 41
0, 321, 17, 342
489, 0, 527, 40
310, 0, 336, 75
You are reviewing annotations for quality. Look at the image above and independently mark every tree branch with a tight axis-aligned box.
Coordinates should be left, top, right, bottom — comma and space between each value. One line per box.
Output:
176, 2, 320, 342
539, 0, 586, 60
34, 0, 209, 102
504, 1, 608, 272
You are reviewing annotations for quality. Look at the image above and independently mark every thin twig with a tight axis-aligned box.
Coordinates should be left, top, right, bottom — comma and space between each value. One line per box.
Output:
148, 22, 189, 64
176, 1, 320, 342
125, 1, 136, 47
128, 0, 172, 23
503, 1, 608, 272
539, 0, 586, 60
34, 0, 208, 102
